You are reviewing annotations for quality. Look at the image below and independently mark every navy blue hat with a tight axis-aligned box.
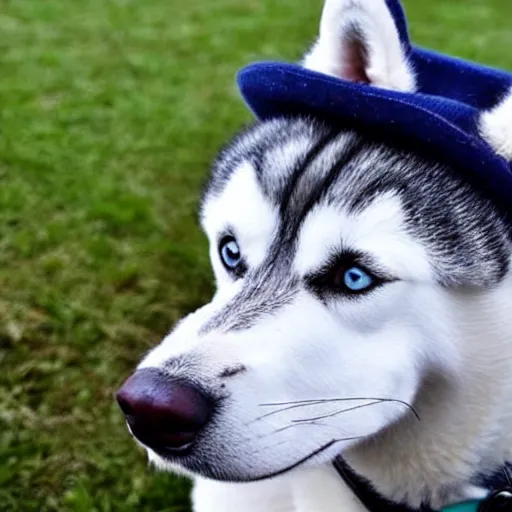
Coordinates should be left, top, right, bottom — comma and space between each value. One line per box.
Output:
237, 0, 512, 223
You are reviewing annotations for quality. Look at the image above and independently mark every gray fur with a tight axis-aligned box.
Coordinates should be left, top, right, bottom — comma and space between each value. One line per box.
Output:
201, 117, 511, 332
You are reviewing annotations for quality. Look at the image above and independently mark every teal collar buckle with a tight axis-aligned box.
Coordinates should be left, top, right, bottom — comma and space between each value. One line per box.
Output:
440, 489, 512, 512
442, 500, 481, 512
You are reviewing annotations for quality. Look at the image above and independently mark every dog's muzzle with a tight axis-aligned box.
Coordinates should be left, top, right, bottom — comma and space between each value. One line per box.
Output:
116, 368, 213, 456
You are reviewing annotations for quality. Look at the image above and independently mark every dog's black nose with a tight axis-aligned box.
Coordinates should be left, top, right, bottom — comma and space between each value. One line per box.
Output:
116, 368, 212, 455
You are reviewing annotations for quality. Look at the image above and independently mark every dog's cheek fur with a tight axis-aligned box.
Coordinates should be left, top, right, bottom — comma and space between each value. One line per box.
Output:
140, 288, 429, 480
344, 267, 512, 508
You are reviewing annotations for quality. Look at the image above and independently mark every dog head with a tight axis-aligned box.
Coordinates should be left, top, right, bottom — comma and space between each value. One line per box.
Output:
117, 0, 512, 487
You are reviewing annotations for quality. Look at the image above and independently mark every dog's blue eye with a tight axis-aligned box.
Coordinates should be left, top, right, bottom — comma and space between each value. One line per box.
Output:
220, 237, 242, 270
343, 266, 374, 292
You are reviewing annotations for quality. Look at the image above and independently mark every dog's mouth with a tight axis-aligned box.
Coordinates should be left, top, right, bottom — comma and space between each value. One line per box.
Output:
142, 430, 371, 483
147, 437, 346, 482
128, 422, 196, 457
116, 369, 344, 480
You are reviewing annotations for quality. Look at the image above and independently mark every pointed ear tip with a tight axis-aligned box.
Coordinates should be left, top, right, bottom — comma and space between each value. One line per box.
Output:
304, 0, 416, 91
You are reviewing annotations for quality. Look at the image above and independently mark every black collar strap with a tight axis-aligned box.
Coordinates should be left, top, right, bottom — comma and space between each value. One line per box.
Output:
332, 457, 512, 512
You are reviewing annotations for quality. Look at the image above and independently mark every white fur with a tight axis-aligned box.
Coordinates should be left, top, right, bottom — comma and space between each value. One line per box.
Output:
345, 272, 512, 508
125, 2, 512, 511
480, 88, 512, 159
303, 0, 416, 91
294, 194, 432, 281
191, 466, 368, 512
143, 230, 512, 512
201, 160, 278, 287
192, 475, 295, 512
137, 161, 512, 510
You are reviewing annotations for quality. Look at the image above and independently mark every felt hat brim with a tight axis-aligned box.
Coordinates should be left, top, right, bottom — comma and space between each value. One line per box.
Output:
238, 62, 512, 223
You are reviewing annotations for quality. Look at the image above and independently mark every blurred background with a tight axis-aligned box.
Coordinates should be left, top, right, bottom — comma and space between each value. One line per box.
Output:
1, 0, 511, 510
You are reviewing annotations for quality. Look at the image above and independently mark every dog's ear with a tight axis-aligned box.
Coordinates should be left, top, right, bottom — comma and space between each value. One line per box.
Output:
302, 0, 416, 92
480, 90, 512, 160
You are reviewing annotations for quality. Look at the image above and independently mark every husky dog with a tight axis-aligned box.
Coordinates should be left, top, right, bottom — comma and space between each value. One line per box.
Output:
117, 1, 512, 510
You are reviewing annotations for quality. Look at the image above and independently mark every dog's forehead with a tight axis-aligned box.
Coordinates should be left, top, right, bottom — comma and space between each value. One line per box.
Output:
202, 118, 510, 287
204, 118, 330, 205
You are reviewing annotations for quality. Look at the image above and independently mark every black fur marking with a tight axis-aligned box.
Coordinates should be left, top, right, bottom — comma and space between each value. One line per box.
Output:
200, 117, 511, 334
200, 128, 374, 333
219, 365, 247, 378
276, 127, 340, 217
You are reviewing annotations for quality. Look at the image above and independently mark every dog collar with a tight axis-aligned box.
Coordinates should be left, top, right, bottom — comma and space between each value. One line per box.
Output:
332, 458, 512, 512
442, 503, 479, 512
443, 501, 481, 512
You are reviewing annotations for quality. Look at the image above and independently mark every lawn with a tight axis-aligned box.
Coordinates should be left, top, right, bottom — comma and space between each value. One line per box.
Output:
1, 0, 511, 510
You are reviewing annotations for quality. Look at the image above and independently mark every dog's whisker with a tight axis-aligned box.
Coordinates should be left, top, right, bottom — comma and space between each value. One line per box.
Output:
248, 401, 327, 424
251, 398, 389, 424
271, 420, 329, 435
291, 400, 383, 423
259, 397, 381, 407
258, 418, 339, 439
263, 439, 288, 450
259, 397, 421, 421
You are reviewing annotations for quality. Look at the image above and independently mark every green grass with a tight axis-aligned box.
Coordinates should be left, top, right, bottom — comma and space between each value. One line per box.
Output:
1, 0, 511, 510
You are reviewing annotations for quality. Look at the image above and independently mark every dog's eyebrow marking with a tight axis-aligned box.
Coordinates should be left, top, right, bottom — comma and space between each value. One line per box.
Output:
219, 365, 247, 378
294, 196, 432, 282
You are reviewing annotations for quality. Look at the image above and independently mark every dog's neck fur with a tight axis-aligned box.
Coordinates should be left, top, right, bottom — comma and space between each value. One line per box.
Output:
345, 266, 512, 509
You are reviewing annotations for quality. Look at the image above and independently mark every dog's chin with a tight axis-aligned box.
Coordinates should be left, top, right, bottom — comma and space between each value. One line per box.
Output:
145, 437, 347, 483
147, 449, 198, 478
